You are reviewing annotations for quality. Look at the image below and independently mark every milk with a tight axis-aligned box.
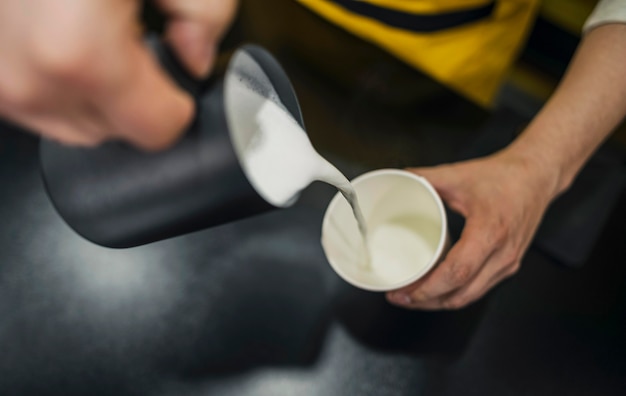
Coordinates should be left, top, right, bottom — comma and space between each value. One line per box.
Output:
314, 161, 371, 267
220, 44, 446, 288
250, 99, 371, 267
367, 220, 435, 284
225, 66, 370, 267
320, 168, 447, 290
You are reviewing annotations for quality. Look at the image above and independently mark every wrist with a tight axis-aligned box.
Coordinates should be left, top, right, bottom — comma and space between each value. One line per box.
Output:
500, 141, 569, 202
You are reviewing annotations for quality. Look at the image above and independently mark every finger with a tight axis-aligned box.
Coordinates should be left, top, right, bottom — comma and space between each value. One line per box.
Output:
0, 68, 110, 145
24, 115, 105, 147
391, 265, 512, 311
96, 37, 194, 151
407, 165, 466, 212
439, 252, 521, 310
386, 217, 498, 309
4, 101, 109, 146
164, 19, 217, 78
157, 0, 238, 77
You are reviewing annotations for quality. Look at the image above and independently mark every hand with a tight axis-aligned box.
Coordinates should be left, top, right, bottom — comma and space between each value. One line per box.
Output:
386, 149, 561, 310
0, 0, 237, 150
384, 23, 626, 310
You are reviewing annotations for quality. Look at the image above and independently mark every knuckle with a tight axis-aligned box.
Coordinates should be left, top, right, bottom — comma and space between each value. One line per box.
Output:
41, 52, 89, 79
505, 261, 521, 277
32, 37, 97, 80
445, 261, 474, 286
492, 220, 510, 245
501, 250, 521, 268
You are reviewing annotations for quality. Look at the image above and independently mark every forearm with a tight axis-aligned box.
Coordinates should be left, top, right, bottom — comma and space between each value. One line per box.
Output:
390, 14, 626, 311
507, 23, 626, 197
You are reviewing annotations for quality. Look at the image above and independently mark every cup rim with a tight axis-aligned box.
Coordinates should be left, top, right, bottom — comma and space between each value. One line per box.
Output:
321, 168, 448, 292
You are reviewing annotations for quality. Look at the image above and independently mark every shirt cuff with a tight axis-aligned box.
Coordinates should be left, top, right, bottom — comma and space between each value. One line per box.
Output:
583, 0, 626, 34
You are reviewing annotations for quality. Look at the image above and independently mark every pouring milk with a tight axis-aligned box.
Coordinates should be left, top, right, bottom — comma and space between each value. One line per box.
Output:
224, 55, 370, 267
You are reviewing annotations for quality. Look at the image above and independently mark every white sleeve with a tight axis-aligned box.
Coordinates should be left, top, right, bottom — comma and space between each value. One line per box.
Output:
583, 0, 626, 34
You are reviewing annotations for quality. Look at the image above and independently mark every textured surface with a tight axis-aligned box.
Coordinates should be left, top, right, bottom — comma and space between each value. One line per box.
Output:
1, 111, 626, 395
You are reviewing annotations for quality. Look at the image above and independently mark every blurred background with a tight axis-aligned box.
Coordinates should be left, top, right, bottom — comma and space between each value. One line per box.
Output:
143, 0, 626, 168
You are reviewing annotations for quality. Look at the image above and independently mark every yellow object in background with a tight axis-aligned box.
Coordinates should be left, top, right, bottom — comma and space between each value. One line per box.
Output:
298, 0, 541, 107
540, 0, 598, 35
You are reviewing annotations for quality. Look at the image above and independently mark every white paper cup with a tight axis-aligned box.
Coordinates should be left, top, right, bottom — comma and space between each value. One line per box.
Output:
321, 169, 448, 291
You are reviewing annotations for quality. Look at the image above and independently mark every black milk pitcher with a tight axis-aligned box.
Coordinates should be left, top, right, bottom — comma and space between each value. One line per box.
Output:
39, 37, 306, 248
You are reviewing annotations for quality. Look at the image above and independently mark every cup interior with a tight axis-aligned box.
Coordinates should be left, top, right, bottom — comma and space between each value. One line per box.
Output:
321, 169, 447, 291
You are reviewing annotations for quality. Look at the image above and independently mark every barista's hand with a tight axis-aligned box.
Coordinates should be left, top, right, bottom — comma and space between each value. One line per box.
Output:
386, 149, 560, 310
0, 0, 237, 150
386, 23, 626, 310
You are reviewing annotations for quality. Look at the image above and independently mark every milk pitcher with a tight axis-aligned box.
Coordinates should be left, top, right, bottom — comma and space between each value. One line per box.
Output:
39, 37, 306, 248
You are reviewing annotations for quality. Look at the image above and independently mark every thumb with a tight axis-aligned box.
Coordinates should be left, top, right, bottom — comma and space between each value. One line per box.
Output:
406, 165, 460, 201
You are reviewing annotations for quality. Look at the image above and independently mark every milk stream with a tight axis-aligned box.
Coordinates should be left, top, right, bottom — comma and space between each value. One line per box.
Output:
248, 108, 372, 267
315, 166, 371, 268
226, 66, 371, 268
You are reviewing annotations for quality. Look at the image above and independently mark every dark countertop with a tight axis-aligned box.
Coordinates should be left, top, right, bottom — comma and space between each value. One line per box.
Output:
1, 106, 625, 395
